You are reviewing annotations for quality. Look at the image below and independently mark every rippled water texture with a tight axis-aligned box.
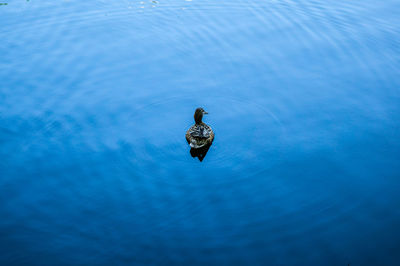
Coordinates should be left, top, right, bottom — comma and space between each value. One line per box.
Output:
1, 0, 400, 265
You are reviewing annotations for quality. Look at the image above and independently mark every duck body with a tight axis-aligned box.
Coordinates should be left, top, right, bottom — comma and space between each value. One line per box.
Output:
186, 108, 214, 149
186, 122, 214, 148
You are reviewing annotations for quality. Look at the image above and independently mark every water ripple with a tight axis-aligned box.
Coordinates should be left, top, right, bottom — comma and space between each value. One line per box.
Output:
1, 0, 400, 265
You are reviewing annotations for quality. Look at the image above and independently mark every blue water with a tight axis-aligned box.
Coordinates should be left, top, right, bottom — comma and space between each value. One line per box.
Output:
1, 0, 400, 265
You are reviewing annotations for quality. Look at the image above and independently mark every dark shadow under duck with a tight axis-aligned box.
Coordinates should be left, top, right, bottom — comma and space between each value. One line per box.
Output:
186, 107, 214, 161
190, 143, 211, 162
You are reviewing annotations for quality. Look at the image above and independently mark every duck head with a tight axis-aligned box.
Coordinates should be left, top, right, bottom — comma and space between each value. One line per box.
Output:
194, 107, 208, 124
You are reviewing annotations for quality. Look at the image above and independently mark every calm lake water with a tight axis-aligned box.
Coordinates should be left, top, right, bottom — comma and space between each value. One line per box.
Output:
1, 0, 400, 265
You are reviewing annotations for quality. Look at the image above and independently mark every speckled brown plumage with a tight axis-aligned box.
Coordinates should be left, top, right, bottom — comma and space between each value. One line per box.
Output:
186, 108, 214, 149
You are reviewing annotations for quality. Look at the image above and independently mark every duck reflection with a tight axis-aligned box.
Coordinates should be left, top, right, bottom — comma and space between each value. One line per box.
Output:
186, 107, 215, 162
190, 143, 212, 162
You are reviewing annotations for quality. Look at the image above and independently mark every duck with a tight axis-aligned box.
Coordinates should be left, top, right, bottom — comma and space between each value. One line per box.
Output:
186, 107, 214, 149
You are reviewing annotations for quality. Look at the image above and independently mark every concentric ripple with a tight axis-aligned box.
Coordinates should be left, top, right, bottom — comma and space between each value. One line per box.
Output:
126, 96, 287, 182
1, 0, 400, 265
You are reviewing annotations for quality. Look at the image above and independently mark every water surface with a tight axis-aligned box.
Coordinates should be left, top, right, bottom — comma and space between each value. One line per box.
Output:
1, 0, 400, 265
